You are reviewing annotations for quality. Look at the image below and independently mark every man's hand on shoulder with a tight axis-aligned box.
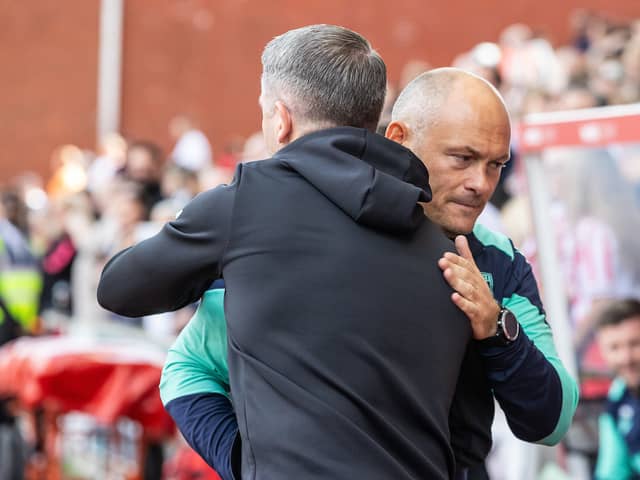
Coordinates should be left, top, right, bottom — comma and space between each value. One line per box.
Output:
438, 235, 501, 340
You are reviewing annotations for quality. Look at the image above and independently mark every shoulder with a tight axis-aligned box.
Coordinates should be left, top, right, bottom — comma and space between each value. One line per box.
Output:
177, 163, 255, 218
472, 223, 538, 298
175, 183, 236, 223
472, 223, 515, 260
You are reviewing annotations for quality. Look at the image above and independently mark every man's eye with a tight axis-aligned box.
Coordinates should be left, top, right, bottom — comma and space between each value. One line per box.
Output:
451, 155, 471, 162
490, 162, 506, 170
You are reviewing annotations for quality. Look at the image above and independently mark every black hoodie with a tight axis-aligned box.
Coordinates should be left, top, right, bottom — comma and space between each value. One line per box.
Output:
98, 127, 471, 480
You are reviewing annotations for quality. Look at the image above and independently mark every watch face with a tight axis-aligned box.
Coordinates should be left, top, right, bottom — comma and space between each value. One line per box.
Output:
502, 309, 519, 340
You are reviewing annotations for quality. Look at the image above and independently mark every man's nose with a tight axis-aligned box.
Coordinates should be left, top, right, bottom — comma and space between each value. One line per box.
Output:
464, 167, 490, 195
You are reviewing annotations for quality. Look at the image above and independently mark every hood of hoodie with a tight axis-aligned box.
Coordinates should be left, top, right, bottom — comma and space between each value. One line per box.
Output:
275, 127, 431, 233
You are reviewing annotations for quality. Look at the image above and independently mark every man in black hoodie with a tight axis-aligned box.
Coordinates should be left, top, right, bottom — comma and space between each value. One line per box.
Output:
157, 69, 578, 480
98, 25, 470, 480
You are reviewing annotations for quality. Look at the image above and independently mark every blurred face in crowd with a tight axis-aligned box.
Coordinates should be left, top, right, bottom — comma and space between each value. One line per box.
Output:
598, 316, 640, 389
112, 189, 146, 230
127, 146, 161, 183
553, 88, 598, 111
388, 76, 511, 237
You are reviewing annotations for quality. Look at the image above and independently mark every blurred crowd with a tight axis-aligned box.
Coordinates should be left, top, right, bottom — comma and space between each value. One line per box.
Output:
1, 9, 640, 480
381, 9, 640, 128
2, 116, 269, 346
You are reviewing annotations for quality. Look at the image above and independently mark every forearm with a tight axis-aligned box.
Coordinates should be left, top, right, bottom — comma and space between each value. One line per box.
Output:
500, 274, 579, 444
165, 393, 239, 480
506, 313, 579, 445
97, 236, 215, 317
97, 185, 236, 317
159, 288, 230, 405
159, 287, 237, 478
478, 332, 563, 442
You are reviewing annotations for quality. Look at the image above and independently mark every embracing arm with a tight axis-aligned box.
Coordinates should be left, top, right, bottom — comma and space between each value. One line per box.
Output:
165, 393, 239, 480
160, 288, 239, 480
440, 235, 578, 444
492, 251, 579, 444
97, 181, 237, 317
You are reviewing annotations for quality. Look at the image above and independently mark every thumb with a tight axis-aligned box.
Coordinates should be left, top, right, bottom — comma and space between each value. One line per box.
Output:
454, 235, 474, 261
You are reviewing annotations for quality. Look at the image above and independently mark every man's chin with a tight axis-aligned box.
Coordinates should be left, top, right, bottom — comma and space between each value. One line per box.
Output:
447, 213, 479, 236
442, 226, 473, 240
441, 217, 475, 238
426, 207, 475, 238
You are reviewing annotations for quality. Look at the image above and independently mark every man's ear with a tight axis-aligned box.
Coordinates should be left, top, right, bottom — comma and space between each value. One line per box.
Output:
385, 121, 410, 145
274, 101, 293, 145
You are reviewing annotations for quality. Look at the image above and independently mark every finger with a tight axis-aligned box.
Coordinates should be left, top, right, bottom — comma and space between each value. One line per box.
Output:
438, 257, 449, 271
441, 266, 461, 290
443, 251, 471, 269
451, 291, 478, 316
443, 263, 493, 304
442, 259, 474, 282
449, 266, 493, 300
441, 253, 475, 272
443, 268, 476, 299
454, 235, 474, 261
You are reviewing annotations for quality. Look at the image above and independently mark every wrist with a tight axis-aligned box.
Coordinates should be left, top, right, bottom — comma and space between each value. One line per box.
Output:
477, 305, 520, 346
474, 302, 501, 340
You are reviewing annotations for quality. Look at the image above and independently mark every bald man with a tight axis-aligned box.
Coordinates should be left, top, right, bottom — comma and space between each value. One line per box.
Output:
160, 69, 578, 478
386, 68, 578, 474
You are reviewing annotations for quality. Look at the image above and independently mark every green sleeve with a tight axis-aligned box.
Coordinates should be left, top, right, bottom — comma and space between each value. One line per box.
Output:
595, 412, 632, 480
159, 288, 230, 405
474, 223, 579, 445
502, 292, 579, 445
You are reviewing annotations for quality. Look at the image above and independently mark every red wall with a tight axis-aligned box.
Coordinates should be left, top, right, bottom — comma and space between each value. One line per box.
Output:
0, 1, 98, 185
2, 0, 640, 183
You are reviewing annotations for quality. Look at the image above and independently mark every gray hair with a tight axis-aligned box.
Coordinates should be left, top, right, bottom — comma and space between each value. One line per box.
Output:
392, 67, 504, 133
261, 24, 386, 132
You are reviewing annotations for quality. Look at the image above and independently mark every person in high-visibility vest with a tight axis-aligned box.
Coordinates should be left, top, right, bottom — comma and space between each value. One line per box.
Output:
0, 207, 42, 480
0, 217, 42, 341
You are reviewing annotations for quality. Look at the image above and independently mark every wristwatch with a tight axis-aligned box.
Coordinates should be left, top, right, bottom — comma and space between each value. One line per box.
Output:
481, 306, 519, 347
